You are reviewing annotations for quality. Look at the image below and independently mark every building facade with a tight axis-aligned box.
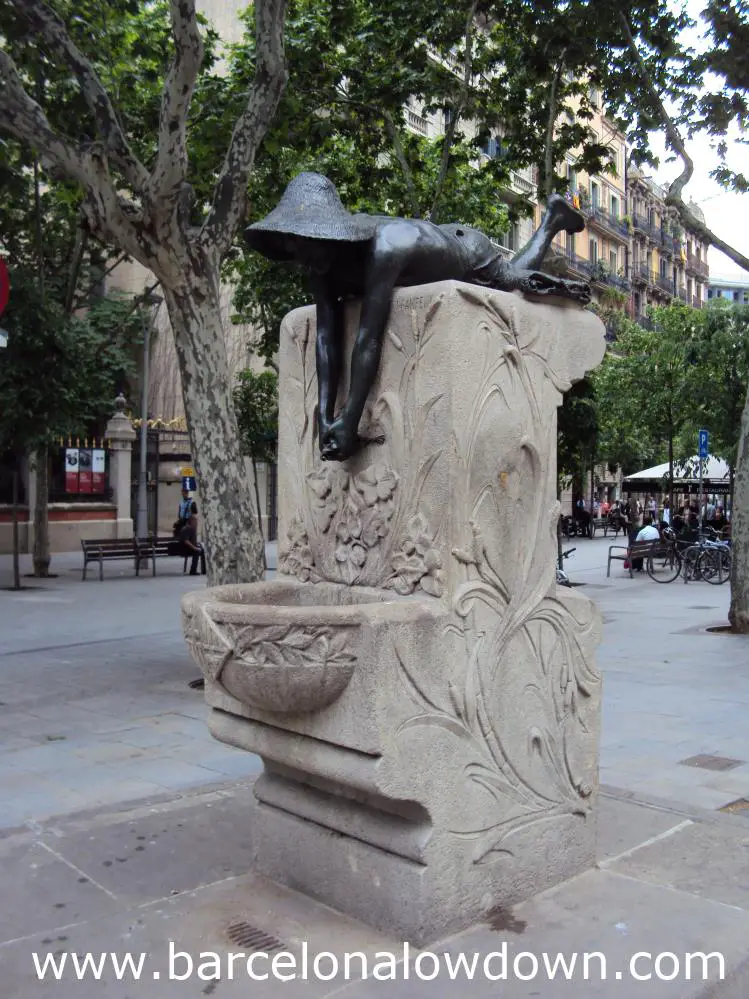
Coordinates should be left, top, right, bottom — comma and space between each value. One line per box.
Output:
708, 276, 749, 304
627, 168, 709, 321
540, 92, 631, 307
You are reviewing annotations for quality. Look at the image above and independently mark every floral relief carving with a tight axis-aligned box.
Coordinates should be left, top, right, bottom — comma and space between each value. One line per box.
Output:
279, 516, 320, 582
203, 619, 358, 714
281, 292, 448, 593
391, 290, 601, 862
386, 512, 446, 597
283, 461, 400, 585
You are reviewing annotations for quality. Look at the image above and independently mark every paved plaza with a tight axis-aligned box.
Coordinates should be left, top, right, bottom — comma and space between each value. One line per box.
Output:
1, 538, 748, 996
1, 536, 747, 826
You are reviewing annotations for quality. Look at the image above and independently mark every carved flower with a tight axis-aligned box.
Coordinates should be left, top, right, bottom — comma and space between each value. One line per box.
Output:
280, 516, 317, 582
356, 463, 398, 507
335, 506, 363, 545
284, 542, 316, 582
307, 466, 346, 533
360, 507, 390, 549
335, 542, 367, 570
387, 512, 445, 597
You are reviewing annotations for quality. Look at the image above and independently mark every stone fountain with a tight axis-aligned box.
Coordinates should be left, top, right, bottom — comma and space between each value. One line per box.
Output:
182, 280, 605, 945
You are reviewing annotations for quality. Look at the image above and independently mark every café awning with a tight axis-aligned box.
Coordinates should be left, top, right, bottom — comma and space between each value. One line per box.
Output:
622, 455, 731, 494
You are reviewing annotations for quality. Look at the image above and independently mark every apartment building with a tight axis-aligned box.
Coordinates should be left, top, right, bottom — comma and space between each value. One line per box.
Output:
708, 275, 749, 304
542, 89, 631, 307
628, 168, 709, 320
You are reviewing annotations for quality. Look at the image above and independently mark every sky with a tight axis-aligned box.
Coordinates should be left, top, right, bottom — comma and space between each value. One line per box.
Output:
648, 0, 749, 281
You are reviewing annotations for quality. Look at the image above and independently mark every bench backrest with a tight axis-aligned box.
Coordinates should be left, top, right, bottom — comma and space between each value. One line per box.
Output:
629, 540, 663, 555
135, 536, 179, 556
81, 538, 135, 557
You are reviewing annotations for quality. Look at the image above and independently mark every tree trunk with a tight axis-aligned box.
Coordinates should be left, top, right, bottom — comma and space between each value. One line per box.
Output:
729, 382, 749, 632
11, 462, 21, 591
164, 283, 264, 586
32, 445, 51, 577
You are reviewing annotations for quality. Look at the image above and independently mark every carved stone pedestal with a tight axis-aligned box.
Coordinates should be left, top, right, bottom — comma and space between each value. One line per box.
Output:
182, 282, 606, 945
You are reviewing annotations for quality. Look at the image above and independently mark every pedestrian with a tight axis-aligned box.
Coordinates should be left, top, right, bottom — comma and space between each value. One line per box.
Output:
174, 486, 197, 537
178, 514, 207, 575
662, 497, 671, 526
647, 494, 657, 524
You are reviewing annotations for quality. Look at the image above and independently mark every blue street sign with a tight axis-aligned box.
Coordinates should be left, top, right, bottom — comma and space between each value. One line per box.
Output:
182, 476, 196, 492
698, 429, 709, 459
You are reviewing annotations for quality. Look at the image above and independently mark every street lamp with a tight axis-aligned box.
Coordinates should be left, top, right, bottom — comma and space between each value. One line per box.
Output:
136, 291, 163, 540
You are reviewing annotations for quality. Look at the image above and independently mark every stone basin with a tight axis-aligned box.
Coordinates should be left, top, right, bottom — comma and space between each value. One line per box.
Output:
181, 579, 406, 715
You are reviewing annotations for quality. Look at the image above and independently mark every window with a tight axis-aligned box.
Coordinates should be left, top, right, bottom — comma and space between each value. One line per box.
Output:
591, 181, 600, 209
589, 237, 599, 262
588, 85, 600, 107
708, 289, 713, 299
567, 163, 577, 192
609, 249, 618, 272
566, 232, 576, 257
610, 194, 619, 218
660, 260, 668, 279
734, 291, 741, 301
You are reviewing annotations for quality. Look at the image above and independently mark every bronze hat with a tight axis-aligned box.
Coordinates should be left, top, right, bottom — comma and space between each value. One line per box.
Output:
245, 172, 377, 261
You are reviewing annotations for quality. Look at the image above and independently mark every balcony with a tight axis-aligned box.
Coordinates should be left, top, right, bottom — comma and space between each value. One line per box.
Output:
584, 204, 629, 240
589, 260, 631, 291
550, 248, 593, 279
406, 110, 428, 136
696, 258, 709, 278
632, 213, 649, 235
511, 171, 535, 196
633, 264, 657, 286
656, 275, 675, 294
659, 229, 673, 255
677, 286, 688, 302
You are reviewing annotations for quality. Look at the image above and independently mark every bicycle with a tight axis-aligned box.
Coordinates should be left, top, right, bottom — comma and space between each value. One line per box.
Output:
645, 528, 682, 583
556, 547, 576, 587
680, 529, 731, 585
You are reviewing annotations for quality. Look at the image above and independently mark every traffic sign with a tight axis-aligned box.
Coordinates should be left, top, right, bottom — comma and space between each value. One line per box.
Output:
698, 429, 709, 459
182, 476, 196, 492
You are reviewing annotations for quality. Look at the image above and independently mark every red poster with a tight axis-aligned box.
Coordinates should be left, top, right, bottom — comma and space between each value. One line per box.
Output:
65, 449, 80, 493
91, 449, 106, 493
78, 450, 93, 493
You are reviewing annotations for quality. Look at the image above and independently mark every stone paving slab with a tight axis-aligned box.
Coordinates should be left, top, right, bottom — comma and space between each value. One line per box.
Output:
1, 783, 747, 997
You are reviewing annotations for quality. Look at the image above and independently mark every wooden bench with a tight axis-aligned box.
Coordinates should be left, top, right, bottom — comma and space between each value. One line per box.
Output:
591, 516, 624, 539
81, 538, 138, 581
606, 539, 661, 578
134, 536, 191, 576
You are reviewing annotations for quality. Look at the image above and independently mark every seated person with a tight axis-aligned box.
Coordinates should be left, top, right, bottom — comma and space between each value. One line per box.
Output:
178, 514, 206, 575
173, 487, 198, 537
631, 521, 660, 571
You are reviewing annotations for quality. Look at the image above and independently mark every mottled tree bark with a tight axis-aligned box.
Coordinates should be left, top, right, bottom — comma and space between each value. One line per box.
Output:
729, 384, 749, 632
164, 284, 265, 585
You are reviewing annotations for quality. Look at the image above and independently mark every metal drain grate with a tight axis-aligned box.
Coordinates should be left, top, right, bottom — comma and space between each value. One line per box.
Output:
226, 921, 285, 953
719, 798, 749, 815
679, 754, 745, 772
